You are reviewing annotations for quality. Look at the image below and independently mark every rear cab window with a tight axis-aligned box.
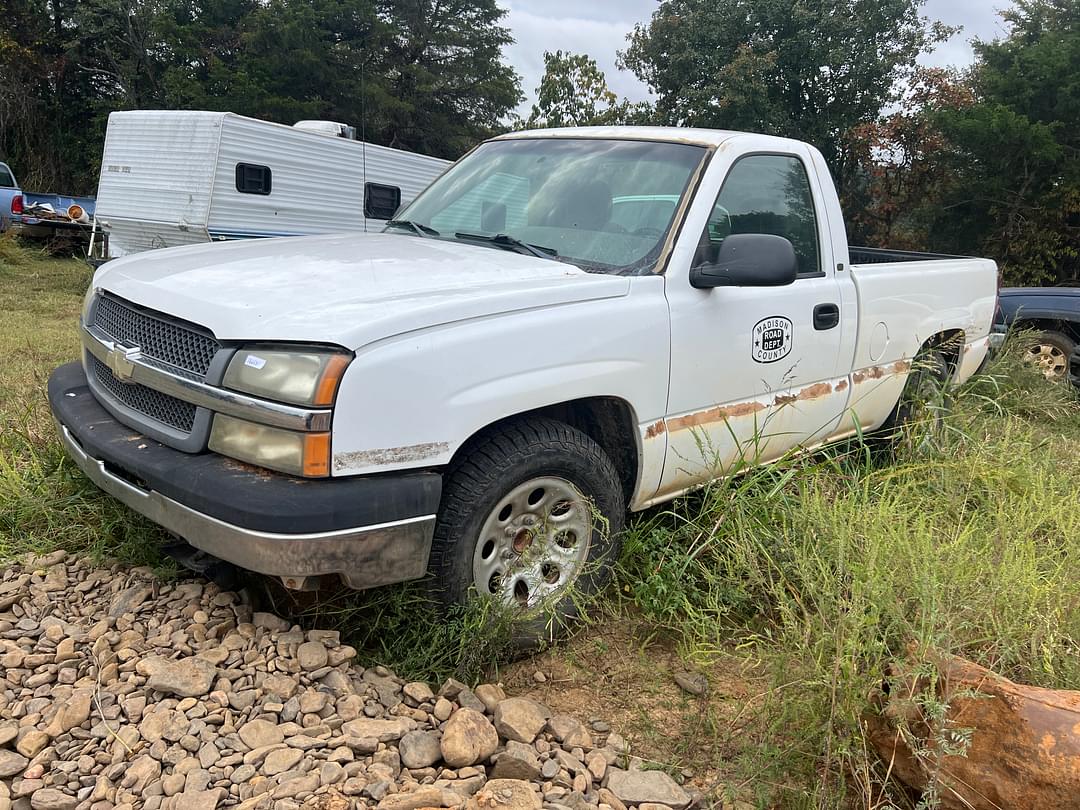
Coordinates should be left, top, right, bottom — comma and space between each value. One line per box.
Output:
0, 164, 16, 188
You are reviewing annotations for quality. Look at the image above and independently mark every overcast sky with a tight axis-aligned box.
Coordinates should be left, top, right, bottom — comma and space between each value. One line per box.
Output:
502, 0, 1012, 115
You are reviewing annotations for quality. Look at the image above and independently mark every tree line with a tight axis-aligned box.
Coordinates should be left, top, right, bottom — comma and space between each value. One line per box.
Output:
1, 0, 1077, 285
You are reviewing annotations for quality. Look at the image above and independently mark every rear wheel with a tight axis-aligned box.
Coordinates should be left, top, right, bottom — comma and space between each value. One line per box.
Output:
428, 418, 625, 647
877, 343, 953, 449
1021, 330, 1074, 382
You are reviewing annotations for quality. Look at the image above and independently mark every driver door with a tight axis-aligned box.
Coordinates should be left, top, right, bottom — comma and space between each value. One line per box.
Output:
656, 149, 851, 498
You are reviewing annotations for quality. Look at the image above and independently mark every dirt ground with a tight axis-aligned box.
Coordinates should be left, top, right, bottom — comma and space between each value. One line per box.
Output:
500, 617, 769, 803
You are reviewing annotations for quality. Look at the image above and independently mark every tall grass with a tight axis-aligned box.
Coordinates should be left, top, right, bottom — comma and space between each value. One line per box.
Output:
617, 342, 1080, 806
4, 241, 1080, 805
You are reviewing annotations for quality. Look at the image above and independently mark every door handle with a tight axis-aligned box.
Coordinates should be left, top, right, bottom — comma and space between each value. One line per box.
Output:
813, 303, 840, 330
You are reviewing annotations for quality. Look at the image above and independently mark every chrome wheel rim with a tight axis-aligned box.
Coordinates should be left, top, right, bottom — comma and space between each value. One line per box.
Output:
1024, 343, 1068, 380
472, 476, 593, 608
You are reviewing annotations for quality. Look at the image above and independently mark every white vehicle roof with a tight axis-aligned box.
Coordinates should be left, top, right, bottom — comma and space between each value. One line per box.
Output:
494, 125, 814, 152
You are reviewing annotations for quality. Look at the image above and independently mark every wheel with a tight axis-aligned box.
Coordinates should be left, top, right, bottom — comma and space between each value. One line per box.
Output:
877, 344, 952, 445
427, 418, 625, 646
1021, 330, 1074, 382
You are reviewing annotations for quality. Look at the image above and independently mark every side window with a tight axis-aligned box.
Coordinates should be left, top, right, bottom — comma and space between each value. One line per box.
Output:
700, 154, 821, 276
235, 163, 272, 195
0, 165, 14, 188
364, 182, 401, 220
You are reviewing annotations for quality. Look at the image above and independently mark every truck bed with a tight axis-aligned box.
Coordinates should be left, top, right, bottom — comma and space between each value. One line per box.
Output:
849, 246, 968, 265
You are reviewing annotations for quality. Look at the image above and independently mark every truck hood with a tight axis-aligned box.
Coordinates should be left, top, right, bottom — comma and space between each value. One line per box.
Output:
94, 233, 631, 349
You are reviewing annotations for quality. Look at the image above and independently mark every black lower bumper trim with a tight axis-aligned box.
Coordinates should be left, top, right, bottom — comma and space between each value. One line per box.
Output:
48, 362, 442, 535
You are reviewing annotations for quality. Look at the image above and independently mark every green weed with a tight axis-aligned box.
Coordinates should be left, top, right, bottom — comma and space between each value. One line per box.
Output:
616, 339, 1080, 806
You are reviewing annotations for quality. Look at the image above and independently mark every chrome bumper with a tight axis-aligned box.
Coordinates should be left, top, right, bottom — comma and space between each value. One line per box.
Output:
56, 420, 437, 589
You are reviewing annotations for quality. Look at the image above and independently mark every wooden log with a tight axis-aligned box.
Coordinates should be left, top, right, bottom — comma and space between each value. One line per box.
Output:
866, 653, 1080, 809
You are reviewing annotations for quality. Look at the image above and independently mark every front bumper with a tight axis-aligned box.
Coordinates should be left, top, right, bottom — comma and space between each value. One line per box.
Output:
49, 362, 442, 589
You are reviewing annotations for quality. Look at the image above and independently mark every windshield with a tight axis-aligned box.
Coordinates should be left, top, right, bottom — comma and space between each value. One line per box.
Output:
392, 138, 707, 274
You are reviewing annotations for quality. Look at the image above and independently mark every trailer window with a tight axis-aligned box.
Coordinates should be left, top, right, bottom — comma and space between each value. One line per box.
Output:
365, 183, 401, 220
235, 164, 272, 195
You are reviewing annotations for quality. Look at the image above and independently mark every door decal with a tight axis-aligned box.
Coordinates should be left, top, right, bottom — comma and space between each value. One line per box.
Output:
752, 316, 793, 363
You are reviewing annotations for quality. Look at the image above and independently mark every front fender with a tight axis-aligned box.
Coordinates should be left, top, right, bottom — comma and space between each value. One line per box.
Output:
329, 276, 670, 483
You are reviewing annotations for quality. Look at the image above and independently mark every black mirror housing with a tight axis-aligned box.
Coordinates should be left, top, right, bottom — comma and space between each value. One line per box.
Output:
690, 233, 799, 289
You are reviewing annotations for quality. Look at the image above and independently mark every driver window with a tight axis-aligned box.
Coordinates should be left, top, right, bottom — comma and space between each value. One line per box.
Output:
698, 154, 821, 276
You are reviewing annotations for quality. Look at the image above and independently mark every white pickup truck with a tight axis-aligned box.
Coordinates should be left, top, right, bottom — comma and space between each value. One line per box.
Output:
49, 127, 998, 637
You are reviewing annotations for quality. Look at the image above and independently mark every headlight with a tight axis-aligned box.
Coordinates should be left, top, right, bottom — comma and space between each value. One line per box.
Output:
223, 347, 351, 407
209, 414, 330, 477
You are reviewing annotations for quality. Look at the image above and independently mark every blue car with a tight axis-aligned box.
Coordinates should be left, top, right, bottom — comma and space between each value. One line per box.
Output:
0, 160, 96, 243
994, 286, 1080, 384
0, 162, 19, 232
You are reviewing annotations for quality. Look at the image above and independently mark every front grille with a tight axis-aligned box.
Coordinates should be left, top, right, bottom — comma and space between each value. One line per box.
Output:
90, 355, 197, 433
93, 294, 220, 377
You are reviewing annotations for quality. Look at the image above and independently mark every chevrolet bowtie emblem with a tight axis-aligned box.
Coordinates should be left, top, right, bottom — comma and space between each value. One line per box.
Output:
106, 344, 141, 382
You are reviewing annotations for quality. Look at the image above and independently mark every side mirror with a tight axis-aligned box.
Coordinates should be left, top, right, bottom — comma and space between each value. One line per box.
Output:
690, 233, 799, 289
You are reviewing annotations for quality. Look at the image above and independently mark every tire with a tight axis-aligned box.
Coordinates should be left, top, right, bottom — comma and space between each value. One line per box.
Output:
1021, 330, 1074, 383
427, 417, 625, 648
877, 343, 952, 445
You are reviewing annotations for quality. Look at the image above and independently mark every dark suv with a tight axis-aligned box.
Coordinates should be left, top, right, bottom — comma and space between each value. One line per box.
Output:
995, 287, 1080, 385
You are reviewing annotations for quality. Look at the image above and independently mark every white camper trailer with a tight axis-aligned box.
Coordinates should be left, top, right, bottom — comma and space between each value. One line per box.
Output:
90, 110, 451, 258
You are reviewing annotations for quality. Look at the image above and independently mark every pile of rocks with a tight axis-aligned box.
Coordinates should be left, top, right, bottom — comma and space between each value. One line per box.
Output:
0, 553, 696, 810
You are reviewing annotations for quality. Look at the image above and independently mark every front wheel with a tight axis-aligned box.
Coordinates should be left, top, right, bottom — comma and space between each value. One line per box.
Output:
427, 418, 625, 647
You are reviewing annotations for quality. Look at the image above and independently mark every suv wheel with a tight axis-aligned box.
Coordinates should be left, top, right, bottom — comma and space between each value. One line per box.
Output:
1022, 330, 1074, 382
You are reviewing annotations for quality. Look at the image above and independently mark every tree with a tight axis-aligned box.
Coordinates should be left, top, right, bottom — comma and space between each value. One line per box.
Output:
928, 0, 1080, 284
844, 68, 974, 250
375, 0, 522, 157
523, 50, 645, 128
619, 0, 951, 195
0, 0, 522, 194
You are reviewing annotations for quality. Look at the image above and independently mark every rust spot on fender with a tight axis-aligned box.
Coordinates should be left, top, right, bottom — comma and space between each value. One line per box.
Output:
798, 382, 834, 401
775, 381, 837, 407
854, 365, 885, 384
834, 379, 848, 392
667, 399, 766, 433
644, 420, 666, 439
852, 360, 911, 385
333, 441, 450, 471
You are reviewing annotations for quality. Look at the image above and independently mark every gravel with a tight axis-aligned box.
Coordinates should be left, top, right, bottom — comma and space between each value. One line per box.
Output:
0, 551, 701, 810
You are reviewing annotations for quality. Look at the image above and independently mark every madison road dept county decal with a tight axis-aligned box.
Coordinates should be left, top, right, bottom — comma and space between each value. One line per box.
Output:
752, 316, 793, 363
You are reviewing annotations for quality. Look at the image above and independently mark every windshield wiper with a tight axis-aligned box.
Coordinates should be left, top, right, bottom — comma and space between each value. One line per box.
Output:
385, 219, 440, 237
454, 232, 558, 261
